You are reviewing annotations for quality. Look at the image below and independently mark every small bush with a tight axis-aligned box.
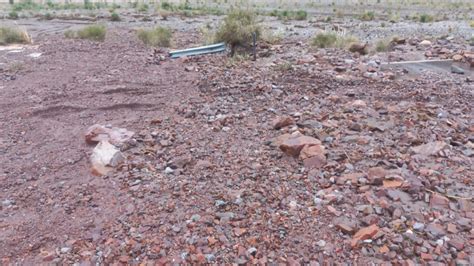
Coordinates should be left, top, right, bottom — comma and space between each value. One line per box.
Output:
294, 10, 307, 20
374, 38, 391, 52
261, 28, 283, 44
8, 11, 19, 19
65, 25, 106, 41
419, 14, 434, 23
137, 27, 172, 47
215, 9, 260, 54
312, 32, 357, 49
110, 12, 120, 21
43, 12, 53, 20
360, 11, 375, 21
470, 21, 474, 28
161, 1, 174, 10
0, 27, 31, 45
12, 0, 41, 11
137, 3, 149, 12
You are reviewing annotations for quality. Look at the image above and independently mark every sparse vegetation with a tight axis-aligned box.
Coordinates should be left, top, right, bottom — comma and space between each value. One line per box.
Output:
8, 11, 19, 19
110, 12, 120, 21
0, 26, 31, 45
359, 11, 375, 21
64, 25, 106, 41
261, 28, 284, 44
312, 32, 358, 49
470, 20, 474, 27
137, 26, 172, 47
137, 3, 149, 12
215, 9, 260, 55
374, 38, 391, 52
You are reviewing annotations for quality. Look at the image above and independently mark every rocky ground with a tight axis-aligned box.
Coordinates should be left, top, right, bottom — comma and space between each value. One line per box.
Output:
0, 10, 473, 265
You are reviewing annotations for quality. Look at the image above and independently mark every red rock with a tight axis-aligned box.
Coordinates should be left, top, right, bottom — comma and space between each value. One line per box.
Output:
447, 223, 458, 234
280, 134, 321, 157
299, 144, 325, 160
383, 179, 403, 188
327, 206, 341, 216
351, 224, 380, 248
272, 116, 294, 130
430, 194, 450, 209
379, 245, 389, 253
448, 238, 464, 250
367, 167, 386, 185
420, 253, 433, 261
303, 156, 327, 169
351, 100, 367, 108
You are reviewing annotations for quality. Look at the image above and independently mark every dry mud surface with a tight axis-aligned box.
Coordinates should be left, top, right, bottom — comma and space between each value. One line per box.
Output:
0, 17, 473, 265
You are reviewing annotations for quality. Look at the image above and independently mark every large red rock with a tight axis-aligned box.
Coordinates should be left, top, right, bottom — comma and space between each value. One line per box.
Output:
279, 133, 321, 157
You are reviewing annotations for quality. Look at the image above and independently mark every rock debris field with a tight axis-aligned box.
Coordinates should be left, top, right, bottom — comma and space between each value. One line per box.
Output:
0, 9, 473, 265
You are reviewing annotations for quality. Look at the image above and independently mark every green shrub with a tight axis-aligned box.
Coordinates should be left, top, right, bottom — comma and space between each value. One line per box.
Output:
161, 1, 174, 10
419, 13, 433, 23
12, 0, 41, 11
110, 11, 120, 21
137, 3, 149, 12
65, 25, 106, 41
215, 9, 260, 54
295, 10, 307, 20
0, 27, 31, 45
312, 32, 358, 49
360, 11, 375, 21
43, 12, 53, 20
8, 11, 19, 19
137, 26, 172, 47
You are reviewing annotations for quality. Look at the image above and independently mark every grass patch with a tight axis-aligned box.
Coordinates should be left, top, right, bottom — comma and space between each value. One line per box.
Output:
0, 27, 31, 45
64, 24, 106, 41
359, 11, 375, 21
269, 9, 308, 20
215, 8, 260, 55
261, 28, 284, 44
312, 32, 358, 49
110, 11, 120, 21
137, 27, 172, 47
419, 13, 434, 23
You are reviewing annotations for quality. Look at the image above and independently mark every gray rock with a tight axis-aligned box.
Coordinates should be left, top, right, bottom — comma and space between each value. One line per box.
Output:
451, 65, 465, 75
413, 222, 425, 231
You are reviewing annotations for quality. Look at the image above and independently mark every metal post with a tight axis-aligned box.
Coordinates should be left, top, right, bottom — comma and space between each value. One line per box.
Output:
252, 32, 257, 61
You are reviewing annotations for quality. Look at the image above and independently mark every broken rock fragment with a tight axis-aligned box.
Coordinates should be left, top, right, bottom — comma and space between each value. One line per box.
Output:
90, 140, 124, 176
351, 224, 380, 248
411, 141, 447, 156
279, 132, 321, 157
85, 124, 134, 146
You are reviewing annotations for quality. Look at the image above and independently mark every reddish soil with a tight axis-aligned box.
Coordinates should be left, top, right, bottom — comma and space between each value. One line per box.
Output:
1, 27, 473, 264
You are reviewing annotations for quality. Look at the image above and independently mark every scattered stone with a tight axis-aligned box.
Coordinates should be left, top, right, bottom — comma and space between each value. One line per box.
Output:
419, 40, 432, 46
90, 140, 124, 176
430, 193, 450, 209
351, 100, 367, 108
426, 223, 446, 237
413, 222, 425, 231
451, 65, 465, 75
316, 240, 326, 247
411, 141, 447, 156
367, 167, 385, 185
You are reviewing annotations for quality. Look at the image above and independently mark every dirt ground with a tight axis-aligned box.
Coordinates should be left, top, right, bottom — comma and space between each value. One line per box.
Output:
1, 7, 473, 265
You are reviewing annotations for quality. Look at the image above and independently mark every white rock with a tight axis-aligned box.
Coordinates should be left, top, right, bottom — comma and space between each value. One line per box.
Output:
90, 141, 124, 175
419, 40, 432, 46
